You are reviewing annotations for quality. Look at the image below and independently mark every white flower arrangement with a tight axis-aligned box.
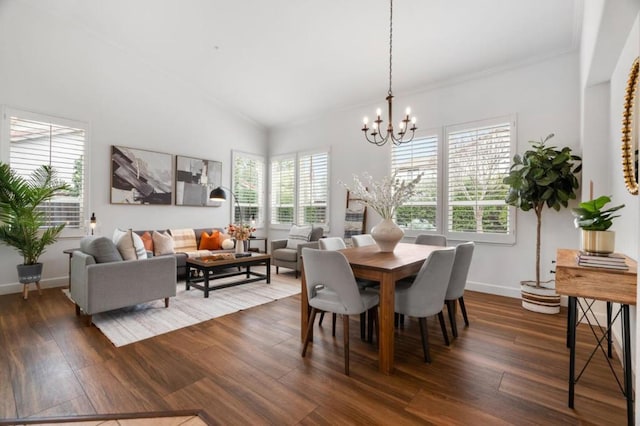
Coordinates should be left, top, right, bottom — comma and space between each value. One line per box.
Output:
341, 171, 423, 220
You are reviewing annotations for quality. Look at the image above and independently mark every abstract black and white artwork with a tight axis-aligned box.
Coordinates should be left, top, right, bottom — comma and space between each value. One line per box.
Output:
175, 155, 223, 206
110, 145, 173, 205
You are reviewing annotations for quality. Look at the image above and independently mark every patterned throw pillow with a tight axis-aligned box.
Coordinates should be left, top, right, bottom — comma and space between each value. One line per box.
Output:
286, 225, 312, 249
152, 231, 175, 256
113, 228, 147, 260
198, 230, 221, 250
170, 228, 197, 252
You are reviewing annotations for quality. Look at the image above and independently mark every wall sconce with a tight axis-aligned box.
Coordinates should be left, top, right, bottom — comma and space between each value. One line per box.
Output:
90, 212, 97, 235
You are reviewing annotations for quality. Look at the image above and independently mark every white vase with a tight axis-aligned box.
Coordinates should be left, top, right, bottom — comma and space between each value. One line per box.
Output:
370, 218, 404, 252
235, 239, 245, 254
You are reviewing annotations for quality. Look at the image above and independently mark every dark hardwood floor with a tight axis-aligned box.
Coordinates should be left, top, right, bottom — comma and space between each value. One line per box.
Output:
0, 273, 628, 425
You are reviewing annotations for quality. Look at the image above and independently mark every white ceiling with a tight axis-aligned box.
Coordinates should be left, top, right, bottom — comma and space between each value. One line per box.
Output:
36, 0, 583, 129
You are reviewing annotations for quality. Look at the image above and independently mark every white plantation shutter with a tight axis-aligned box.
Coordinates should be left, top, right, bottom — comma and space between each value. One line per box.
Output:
297, 151, 329, 228
445, 117, 515, 242
8, 112, 87, 230
270, 155, 295, 225
232, 151, 265, 227
391, 134, 438, 231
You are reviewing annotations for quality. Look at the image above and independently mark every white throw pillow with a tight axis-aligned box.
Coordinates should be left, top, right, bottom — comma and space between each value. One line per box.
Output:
286, 224, 312, 249
152, 230, 175, 255
113, 228, 147, 260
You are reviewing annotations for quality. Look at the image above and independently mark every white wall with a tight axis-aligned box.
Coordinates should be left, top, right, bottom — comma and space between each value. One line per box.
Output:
269, 53, 581, 298
0, 2, 268, 294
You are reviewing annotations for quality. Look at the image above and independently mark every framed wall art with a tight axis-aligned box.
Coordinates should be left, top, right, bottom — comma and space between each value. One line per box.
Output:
175, 155, 223, 206
110, 145, 173, 205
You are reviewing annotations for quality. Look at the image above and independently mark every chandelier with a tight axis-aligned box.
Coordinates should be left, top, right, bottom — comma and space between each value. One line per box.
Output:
362, 0, 417, 146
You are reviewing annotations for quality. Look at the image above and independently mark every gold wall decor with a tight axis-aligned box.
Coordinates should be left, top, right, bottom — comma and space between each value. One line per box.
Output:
621, 57, 639, 195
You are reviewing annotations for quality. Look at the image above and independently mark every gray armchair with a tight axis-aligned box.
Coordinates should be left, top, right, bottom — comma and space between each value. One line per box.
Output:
70, 238, 177, 325
270, 226, 323, 278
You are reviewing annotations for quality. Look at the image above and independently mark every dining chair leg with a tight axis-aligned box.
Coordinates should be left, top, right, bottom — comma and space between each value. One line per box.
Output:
394, 312, 399, 328
367, 308, 375, 343
438, 311, 450, 346
332, 313, 337, 337
302, 308, 318, 357
319, 311, 325, 326
418, 317, 431, 363
459, 296, 470, 326
361, 312, 366, 341
371, 307, 379, 345
343, 314, 350, 375
446, 300, 458, 338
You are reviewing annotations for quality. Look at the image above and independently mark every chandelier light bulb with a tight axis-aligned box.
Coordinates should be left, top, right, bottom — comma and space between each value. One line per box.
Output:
412, 117, 417, 124
376, 108, 382, 117
363, 117, 369, 125
405, 107, 411, 115
372, 122, 378, 130
399, 121, 405, 129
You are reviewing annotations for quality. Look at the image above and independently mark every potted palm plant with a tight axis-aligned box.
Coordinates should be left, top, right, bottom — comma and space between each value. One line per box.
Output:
572, 195, 624, 254
0, 163, 70, 298
503, 134, 582, 313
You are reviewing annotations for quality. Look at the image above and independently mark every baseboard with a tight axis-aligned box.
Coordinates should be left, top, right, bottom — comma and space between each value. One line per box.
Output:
0, 276, 68, 296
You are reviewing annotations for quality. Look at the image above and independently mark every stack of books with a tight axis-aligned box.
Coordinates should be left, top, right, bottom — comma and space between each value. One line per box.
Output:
576, 251, 629, 270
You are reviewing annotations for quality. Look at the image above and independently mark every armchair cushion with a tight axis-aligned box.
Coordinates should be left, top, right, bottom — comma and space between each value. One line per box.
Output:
286, 225, 312, 249
273, 248, 298, 262
80, 237, 122, 264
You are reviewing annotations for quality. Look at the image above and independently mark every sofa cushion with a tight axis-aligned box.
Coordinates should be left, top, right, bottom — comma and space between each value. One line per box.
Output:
153, 231, 175, 256
198, 230, 221, 250
80, 236, 123, 263
140, 231, 154, 252
170, 228, 197, 252
113, 228, 147, 260
286, 225, 312, 249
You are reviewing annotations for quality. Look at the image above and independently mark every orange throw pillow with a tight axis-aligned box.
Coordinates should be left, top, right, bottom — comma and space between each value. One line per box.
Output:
199, 230, 221, 250
140, 231, 154, 252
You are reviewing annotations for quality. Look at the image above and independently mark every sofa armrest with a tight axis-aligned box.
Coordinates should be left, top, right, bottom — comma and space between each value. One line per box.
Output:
270, 239, 288, 252
72, 255, 177, 315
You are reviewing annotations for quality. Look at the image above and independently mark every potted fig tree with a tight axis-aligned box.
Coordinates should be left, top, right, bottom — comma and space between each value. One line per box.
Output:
572, 195, 624, 254
0, 163, 70, 299
503, 134, 582, 313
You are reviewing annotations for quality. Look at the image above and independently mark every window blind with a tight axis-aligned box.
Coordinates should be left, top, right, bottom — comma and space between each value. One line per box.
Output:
391, 135, 438, 231
446, 121, 512, 236
9, 115, 86, 229
270, 156, 295, 225
297, 151, 329, 227
232, 151, 265, 227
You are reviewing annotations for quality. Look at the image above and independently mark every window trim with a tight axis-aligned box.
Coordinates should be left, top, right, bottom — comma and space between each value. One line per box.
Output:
1, 106, 90, 238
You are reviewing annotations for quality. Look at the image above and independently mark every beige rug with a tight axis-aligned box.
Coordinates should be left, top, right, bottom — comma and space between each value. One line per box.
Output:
65, 269, 300, 347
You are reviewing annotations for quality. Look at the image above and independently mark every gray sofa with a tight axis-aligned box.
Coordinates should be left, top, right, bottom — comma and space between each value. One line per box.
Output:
70, 237, 177, 324
270, 226, 324, 278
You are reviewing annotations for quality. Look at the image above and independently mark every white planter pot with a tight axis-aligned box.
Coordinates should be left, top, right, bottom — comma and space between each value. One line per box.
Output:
520, 281, 560, 314
580, 230, 615, 254
371, 218, 404, 252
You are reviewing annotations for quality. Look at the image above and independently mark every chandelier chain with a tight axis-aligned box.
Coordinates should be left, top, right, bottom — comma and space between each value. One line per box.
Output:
388, 0, 393, 96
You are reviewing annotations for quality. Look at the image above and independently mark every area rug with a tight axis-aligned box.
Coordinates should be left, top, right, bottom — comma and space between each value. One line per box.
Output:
64, 271, 300, 347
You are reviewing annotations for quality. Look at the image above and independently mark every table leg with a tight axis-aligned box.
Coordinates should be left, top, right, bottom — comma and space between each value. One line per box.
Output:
300, 262, 309, 341
622, 304, 634, 426
266, 260, 271, 284
568, 296, 577, 408
379, 273, 395, 375
204, 269, 210, 298
606, 301, 612, 358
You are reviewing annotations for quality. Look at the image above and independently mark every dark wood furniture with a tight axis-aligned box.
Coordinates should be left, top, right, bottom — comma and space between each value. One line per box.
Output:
247, 237, 268, 253
301, 242, 443, 375
186, 253, 271, 298
62, 248, 79, 290
555, 248, 637, 426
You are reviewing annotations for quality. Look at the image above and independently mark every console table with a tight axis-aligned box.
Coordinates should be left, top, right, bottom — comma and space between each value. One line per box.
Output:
555, 248, 637, 425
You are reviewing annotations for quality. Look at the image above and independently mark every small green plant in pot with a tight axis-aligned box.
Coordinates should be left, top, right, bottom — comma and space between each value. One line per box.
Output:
0, 163, 70, 299
503, 133, 582, 313
572, 195, 624, 254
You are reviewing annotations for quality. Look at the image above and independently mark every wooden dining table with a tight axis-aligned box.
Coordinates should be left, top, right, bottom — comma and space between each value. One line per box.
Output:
300, 242, 443, 375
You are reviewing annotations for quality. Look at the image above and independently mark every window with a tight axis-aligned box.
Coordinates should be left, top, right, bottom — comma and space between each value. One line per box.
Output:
3, 108, 88, 234
270, 155, 295, 225
231, 151, 265, 227
297, 151, 329, 228
391, 134, 439, 231
391, 116, 515, 243
269, 150, 330, 230
445, 118, 515, 243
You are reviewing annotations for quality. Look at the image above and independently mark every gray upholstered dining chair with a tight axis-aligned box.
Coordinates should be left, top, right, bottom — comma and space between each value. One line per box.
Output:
415, 234, 447, 246
351, 234, 376, 247
445, 242, 475, 338
301, 248, 379, 375
394, 247, 455, 363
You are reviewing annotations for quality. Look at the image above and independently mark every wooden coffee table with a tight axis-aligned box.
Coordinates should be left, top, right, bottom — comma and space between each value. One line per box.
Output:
185, 253, 271, 298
